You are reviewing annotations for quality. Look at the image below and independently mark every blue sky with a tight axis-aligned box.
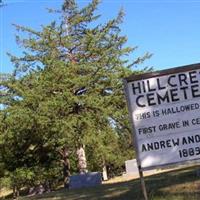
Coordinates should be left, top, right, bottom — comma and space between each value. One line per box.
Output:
1, 0, 200, 74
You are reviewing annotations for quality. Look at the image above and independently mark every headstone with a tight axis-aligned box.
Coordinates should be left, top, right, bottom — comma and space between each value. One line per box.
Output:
125, 159, 139, 176
69, 172, 102, 189
102, 165, 108, 181
124, 159, 157, 178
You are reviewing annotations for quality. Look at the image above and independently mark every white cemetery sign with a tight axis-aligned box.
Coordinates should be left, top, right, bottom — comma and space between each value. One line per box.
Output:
124, 64, 200, 170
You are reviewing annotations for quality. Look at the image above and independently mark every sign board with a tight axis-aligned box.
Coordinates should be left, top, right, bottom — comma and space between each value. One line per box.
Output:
124, 64, 200, 170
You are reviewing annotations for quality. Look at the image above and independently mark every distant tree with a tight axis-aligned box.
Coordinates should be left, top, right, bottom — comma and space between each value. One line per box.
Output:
0, 0, 152, 197
0, 0, 5, 7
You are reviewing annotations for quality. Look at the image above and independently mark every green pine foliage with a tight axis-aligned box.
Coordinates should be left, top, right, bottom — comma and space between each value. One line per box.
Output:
0, 0, 152, 195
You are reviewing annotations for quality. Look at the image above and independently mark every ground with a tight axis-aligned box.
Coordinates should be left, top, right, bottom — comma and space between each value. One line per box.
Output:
1, 166, 200, 200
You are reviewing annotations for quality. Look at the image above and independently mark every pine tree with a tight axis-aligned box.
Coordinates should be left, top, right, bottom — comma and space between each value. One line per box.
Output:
0, 0, 152, 195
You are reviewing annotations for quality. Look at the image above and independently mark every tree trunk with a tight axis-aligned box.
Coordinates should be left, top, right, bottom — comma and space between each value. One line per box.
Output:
77, 145, 87, 174
59, 147, 70, 189
13, 186, 19, 200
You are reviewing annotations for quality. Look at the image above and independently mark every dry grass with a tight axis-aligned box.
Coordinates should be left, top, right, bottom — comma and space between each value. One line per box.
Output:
0, 188, 12, 199
1, 166, 200, 200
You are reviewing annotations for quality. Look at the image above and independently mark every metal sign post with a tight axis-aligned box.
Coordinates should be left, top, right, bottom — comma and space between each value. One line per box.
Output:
138, 165, 148, 200
123, 78, 149, 200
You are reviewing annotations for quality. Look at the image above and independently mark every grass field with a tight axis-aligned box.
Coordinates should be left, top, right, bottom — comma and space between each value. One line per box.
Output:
2, 166, 200, 200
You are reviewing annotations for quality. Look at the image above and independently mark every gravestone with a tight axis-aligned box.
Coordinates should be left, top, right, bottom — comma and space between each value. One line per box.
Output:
69, 172, 102, 189
102, 165, 108, 181
125, 159, 139, 176
124, 159, 157, 178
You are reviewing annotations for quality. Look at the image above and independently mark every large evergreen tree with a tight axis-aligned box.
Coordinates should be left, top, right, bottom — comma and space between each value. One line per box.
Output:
0, 0, 151, 197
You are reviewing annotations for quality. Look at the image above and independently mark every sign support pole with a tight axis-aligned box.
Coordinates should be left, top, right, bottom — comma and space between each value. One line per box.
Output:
123, 79, 149, 200
138, 165, 148, 200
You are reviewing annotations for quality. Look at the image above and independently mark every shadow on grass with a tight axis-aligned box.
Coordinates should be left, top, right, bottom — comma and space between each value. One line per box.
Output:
3, 166, 200, 200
